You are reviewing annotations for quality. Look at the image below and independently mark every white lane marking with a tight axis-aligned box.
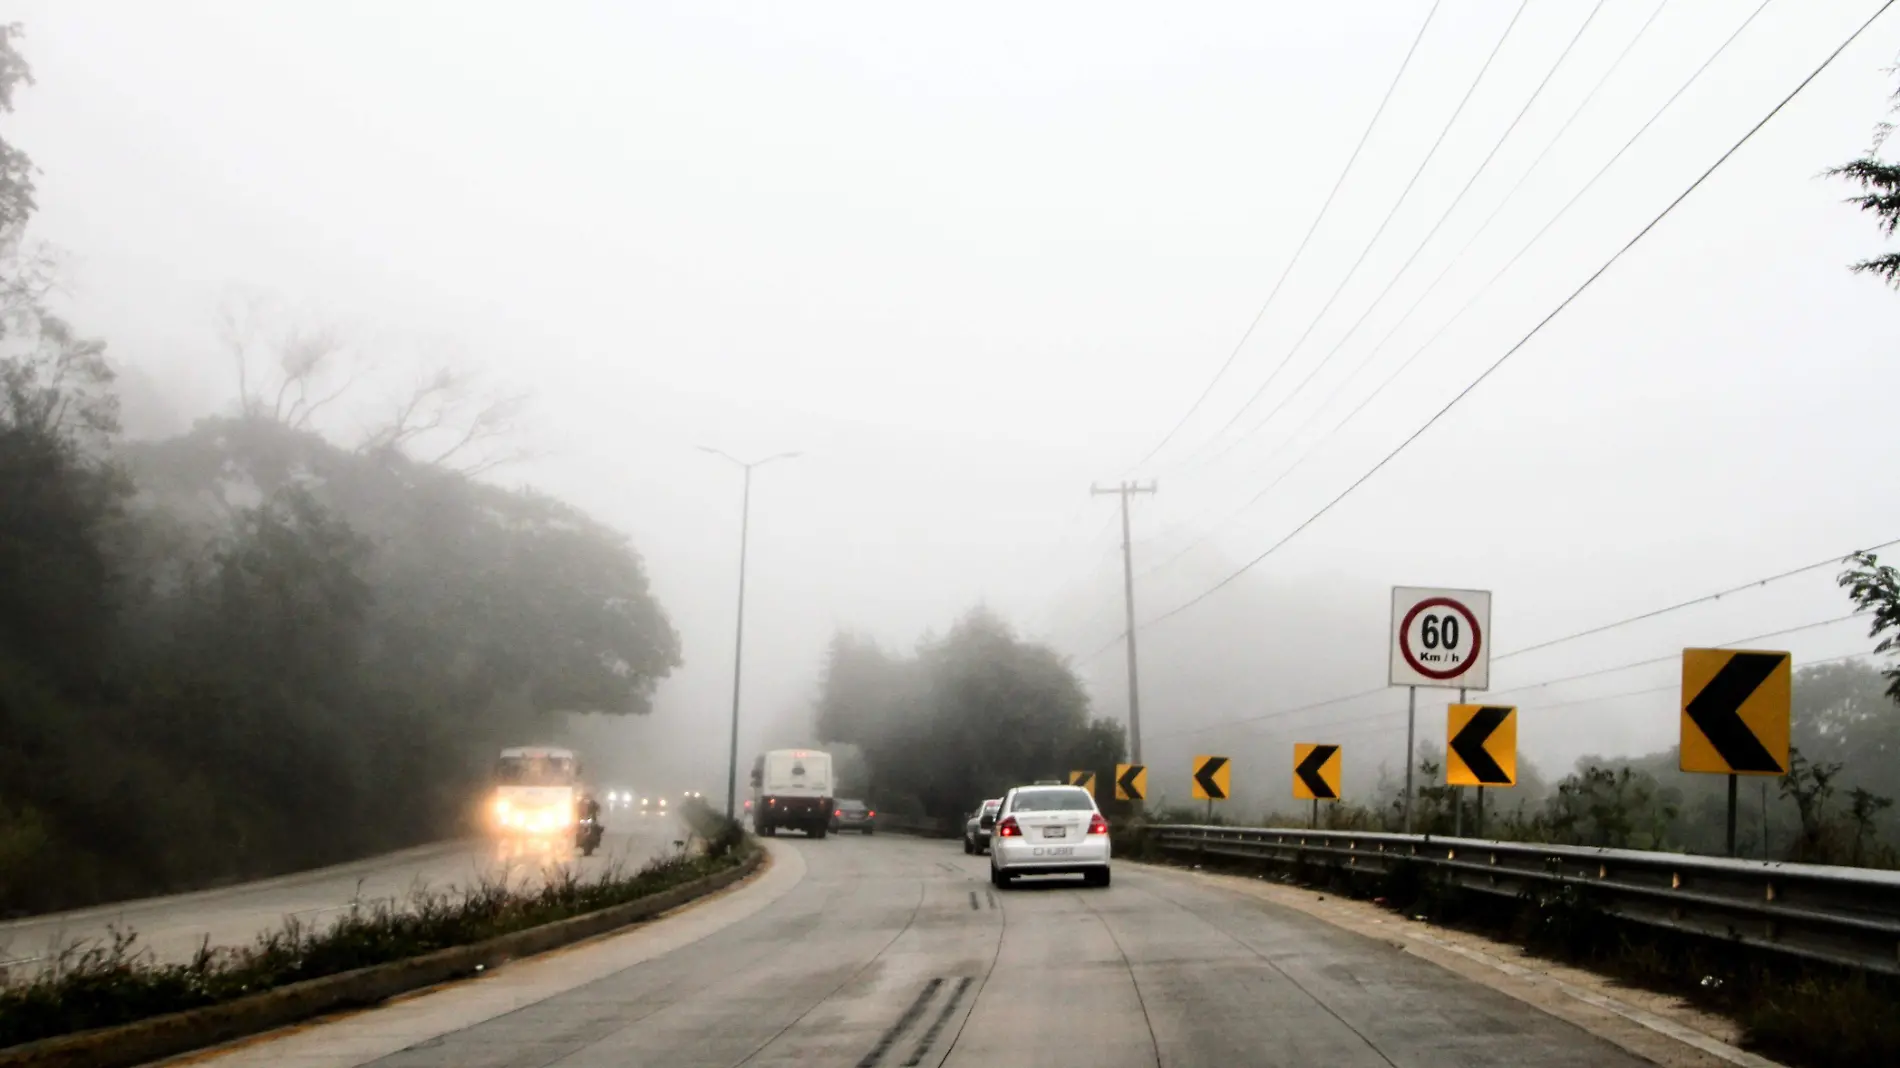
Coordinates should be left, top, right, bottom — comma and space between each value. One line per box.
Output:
180, 843, 806, 1068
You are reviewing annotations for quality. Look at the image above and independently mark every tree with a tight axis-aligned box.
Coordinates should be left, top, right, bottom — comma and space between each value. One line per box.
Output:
217, 288, 533, 476
0, 23, 35, 236
1839, 552, 1900, 701
0, 24, 685, 913
1828, 65, 1900, 286
814, 609, 1125, 818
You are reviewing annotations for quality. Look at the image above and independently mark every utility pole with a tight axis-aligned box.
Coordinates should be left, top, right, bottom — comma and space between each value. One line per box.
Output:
699, 447, 801, 821
1091, 480, 1156, 765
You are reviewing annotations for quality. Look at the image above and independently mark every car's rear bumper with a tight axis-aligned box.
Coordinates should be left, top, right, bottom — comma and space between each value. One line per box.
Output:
992, 835, 1110, 872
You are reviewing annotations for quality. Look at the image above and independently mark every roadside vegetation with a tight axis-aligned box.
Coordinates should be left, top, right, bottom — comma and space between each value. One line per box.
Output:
1145, 551, 1900, 869
0, 823, 750, 1050
0, 25, 680, 915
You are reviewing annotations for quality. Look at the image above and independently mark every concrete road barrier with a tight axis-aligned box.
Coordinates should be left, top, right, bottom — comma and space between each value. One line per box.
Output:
0, 847, 763, 1068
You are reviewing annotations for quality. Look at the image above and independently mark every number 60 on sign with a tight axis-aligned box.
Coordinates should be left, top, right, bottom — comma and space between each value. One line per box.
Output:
1389, 586, 1492, 690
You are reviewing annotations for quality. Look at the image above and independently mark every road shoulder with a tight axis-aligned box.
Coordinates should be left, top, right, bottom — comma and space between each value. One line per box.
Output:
1133, 860, 1785, 1068
162, 841, 807, 1068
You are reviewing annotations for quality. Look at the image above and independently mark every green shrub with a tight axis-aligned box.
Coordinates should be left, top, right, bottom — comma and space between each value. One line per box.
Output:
0, 847, 740, 1049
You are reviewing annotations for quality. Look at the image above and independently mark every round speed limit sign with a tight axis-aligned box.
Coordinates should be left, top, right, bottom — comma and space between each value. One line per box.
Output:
1389, 587, 1491, 689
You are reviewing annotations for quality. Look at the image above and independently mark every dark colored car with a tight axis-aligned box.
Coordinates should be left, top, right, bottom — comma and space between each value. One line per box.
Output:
829, 799, 876, 835
963, 798, 1001, 855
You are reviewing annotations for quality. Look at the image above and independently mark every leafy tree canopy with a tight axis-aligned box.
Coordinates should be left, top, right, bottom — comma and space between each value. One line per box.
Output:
815, 609, 1124, 818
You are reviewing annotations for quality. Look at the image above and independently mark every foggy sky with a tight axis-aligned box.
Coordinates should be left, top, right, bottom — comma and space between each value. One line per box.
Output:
12, 1, 1900, 802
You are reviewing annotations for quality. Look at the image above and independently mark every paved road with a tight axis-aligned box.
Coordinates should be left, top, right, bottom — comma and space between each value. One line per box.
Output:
0, 817, 686, 969
190, 832, 1657, 1068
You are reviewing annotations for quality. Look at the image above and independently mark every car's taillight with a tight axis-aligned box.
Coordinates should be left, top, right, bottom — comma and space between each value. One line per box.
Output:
834, 809, 842, 817
868, 810, 875, 817
1088, 813, 1109, 835
997, 816, 1021, 837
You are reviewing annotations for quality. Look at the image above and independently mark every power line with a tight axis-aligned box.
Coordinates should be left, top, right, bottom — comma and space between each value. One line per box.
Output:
1120, 1, 1445, 476
1168, 2, 1532, 471
1283, 647, 1875, 740
1190, 0, 1612, 477
1131, 0, 1735, 580
1148, 613, 1871, 744
1494, 536, 1900, 661
1136, 531, 1900, 736
1113, 530, 1894, 706
1237, 647, 1876, 752
1109, 0, 1884, 645
1482, 612, 1866, 699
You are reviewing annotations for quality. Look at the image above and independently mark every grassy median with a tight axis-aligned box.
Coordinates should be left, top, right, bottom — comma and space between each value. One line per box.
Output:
0, 813, 749, 1050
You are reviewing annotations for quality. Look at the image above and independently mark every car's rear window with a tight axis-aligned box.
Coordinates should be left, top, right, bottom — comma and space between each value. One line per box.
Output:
1009, 788, 1095, 812
837, 800, 867, 812
982, 800, 1000, 814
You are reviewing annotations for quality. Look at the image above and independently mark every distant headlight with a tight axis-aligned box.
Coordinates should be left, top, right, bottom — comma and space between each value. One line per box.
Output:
659, 798, 668, 807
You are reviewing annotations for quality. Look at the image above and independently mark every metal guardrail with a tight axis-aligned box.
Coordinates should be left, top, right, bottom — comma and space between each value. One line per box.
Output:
1148, 824, 1900, 976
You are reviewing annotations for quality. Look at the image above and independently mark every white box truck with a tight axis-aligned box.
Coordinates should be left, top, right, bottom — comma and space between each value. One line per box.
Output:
750, 749, 833, 838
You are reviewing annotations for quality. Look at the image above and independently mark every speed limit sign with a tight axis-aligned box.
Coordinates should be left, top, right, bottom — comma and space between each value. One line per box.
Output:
1390, 587, 1491, 689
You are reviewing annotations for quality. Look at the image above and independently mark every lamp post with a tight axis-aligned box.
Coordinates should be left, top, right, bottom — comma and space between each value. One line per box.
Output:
698, 447, 801, 820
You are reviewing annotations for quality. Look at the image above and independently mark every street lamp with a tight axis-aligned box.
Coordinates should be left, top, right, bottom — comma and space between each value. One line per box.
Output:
698, 446, 801, 820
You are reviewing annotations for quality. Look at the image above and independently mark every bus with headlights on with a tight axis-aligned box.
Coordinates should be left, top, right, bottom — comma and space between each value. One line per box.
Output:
488, 746, 583, 840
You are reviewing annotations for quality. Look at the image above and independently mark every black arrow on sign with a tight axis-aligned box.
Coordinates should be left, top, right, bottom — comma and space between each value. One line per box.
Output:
1194, 756, 1228, 799
1117, 765, 1145, 801
1295, 746, 1339, 799
1686, 652, 1786, 773
1450, 707, 1513, 785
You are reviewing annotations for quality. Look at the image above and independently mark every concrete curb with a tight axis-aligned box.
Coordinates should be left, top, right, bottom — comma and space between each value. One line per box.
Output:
0, 847, 763, 1068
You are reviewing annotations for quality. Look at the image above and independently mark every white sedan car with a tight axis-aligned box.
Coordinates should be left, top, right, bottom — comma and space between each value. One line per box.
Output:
988, 784, 1111, 888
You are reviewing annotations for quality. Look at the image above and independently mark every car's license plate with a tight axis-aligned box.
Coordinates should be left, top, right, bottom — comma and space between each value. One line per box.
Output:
1044, 827, 1066, 838
1041, 846, 1074, 856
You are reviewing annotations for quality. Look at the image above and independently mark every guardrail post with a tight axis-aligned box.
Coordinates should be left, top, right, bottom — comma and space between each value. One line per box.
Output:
1726, 773, 1739, 858
1141, 822, 1900, 976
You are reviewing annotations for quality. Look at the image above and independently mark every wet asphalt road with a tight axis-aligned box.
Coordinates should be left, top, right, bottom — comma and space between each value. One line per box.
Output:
181, 831, 1654, 1068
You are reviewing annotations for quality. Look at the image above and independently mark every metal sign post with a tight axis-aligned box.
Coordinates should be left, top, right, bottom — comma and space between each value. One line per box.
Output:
1403, 686, 1416, 833
1390, 587, 1492, 836
1453, 687, 1465, 837
1680, 648, 1791, 859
